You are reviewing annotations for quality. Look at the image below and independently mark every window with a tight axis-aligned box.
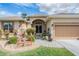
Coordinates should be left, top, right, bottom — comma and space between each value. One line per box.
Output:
3, 22, 13, 32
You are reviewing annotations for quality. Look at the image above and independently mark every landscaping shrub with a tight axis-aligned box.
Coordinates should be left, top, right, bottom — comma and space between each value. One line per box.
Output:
26, 28, 35, 35
26, 34, 35, 42
42, 31, 48, 40
42, 31, 47, 36
42, 36, 48, 40
30, 35, 35, 42
26, 27, 36, 42
8, 36, 17, 44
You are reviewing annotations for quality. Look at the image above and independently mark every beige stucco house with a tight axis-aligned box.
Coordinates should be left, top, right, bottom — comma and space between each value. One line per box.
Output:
0, 14, 79, 40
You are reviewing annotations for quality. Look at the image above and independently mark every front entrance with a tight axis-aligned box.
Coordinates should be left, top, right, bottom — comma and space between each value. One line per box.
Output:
35, 24, 42, 34
32, 20, 45, 38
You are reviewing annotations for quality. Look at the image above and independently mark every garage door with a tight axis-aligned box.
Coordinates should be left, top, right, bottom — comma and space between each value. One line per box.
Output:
55, 25, 79, 37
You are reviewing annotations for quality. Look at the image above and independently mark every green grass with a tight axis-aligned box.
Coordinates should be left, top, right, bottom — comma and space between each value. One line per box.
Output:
0, 47, 74, 56
0, 50, 7, 56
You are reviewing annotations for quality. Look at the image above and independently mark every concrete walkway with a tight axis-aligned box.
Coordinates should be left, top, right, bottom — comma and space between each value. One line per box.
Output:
35, 39, 63, 48
57, 40, 79, 56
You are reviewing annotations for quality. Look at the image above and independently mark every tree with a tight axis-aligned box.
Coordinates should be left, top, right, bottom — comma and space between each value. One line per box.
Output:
21, 13, 27, 19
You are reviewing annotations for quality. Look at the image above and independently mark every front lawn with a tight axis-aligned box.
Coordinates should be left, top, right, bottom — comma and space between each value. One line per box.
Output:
0, 47, 74, 56
14, 47, 74, 56
0, 50, 7, 56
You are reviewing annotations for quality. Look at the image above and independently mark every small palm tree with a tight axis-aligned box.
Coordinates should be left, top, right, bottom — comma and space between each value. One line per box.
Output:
26, 28, 35, 42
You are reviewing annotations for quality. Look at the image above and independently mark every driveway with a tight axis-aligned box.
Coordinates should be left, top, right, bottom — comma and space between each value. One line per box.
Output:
57, 40, 79, 56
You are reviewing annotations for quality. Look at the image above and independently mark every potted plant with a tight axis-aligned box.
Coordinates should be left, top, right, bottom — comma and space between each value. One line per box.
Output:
26, 27, 35, 45
25, 34, 35, 45
26, 34, 35, 42
42, 31, 48, 40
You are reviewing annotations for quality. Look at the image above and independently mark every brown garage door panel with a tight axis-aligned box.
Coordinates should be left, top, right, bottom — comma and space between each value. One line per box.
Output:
55, 25, 79, 37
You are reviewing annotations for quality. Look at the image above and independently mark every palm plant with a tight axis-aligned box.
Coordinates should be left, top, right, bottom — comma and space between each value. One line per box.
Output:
26, 28, 35, 42
26, 28, 35, 35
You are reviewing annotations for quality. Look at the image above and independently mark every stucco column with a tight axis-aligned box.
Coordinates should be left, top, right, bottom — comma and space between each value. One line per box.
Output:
50, 21, 55, 40
52, 24, 55, 40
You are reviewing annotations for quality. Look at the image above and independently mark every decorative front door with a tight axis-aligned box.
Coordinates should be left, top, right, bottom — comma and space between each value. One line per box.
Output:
35, 24, 42, 35
32, 20, 45, 38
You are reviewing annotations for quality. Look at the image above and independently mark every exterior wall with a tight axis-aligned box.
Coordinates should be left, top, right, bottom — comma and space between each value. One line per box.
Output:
46, 20, 54, 39
52, 18, 79, 23
14, 21, 27, 31
14, 21, 20, 30
46, 20, 52, 32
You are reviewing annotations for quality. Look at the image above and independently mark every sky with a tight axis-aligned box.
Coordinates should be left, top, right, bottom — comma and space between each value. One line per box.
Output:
0, 3, 79, 16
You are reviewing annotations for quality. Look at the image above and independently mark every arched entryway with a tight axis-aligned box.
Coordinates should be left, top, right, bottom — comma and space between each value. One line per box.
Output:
32, 19, 46, 38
